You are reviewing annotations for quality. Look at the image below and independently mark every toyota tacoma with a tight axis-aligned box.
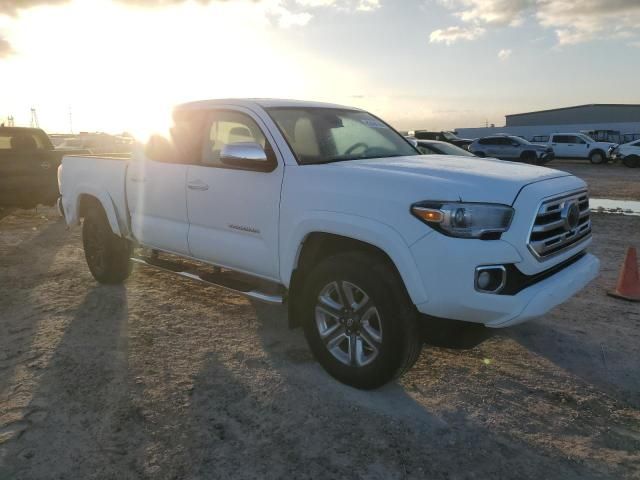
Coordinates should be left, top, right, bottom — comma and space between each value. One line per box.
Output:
58, 99, 600, 389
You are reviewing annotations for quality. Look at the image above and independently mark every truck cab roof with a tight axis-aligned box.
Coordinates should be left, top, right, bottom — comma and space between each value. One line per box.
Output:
174, 98, 360, 112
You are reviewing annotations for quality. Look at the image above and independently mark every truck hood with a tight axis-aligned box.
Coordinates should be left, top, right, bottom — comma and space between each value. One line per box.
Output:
328, 155, 572, 205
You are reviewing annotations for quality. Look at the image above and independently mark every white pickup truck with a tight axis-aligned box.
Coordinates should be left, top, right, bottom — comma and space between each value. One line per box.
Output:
533, 133, 616, 164
58, 99, 600, 389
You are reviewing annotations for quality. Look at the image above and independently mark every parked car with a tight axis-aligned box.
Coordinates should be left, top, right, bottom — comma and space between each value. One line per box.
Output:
410, 139, 476, 157
534, 133, 616, 164
621, 133, 640, 144
611, 140, 640, 168
411, 130, 473, 149
0, 126, 88, 209
468, 135, 554, 165
59, 99, 599, 389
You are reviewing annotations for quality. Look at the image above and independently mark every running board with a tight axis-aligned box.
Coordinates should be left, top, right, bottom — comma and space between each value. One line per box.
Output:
130, 256, 284, 305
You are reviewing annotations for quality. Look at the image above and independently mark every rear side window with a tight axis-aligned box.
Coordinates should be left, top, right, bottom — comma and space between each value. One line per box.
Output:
478, 138, 494, 145
0, 132, 46, 150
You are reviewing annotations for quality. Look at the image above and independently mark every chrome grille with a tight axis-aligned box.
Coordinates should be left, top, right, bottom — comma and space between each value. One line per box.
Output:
528, 190, 591, 260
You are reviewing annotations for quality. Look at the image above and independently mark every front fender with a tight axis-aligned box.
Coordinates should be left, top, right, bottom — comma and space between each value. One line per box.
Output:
63, 184, 125, 237
280, 211, 430, 306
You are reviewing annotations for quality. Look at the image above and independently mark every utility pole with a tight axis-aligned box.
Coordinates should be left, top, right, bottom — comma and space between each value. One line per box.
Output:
30, 108, 39, 129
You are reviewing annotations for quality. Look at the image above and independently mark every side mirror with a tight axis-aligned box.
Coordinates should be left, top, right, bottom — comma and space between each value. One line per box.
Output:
406, 137, 418, 148
145, 134, 177, 163
220, 142, 272, 171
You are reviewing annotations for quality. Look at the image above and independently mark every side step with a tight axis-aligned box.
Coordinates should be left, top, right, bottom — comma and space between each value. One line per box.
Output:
130, 255, 284, 305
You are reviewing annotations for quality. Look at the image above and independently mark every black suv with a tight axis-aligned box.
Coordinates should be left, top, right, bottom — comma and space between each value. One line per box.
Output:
411, 130, 473, 149
0, 127, 88, 209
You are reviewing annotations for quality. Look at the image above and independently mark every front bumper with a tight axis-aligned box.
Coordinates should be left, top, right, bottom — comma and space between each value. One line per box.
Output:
411, 230, 599, 327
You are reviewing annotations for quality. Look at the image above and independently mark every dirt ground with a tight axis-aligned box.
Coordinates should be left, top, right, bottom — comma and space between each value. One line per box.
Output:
1, 197, 640, 478
552, 159, 640, 200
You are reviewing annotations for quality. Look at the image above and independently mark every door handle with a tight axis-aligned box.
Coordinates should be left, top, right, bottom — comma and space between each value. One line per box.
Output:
130, 176, 146, 183
188, 181, 209, 191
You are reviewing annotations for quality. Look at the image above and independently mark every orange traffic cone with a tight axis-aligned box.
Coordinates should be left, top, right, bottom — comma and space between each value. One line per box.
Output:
608, 247, 640, 302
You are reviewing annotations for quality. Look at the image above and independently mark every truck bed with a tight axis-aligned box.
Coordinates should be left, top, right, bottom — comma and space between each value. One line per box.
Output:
58, 154, 131, 235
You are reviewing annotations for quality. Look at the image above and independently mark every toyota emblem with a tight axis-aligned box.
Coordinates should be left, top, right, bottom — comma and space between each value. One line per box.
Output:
562, 201, 580, 231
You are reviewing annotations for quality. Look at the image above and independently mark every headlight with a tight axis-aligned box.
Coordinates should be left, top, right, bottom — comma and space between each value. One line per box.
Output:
411, 202, 514, 239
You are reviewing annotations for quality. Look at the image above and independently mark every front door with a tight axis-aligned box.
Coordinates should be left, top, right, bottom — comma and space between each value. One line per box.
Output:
551, 135, 571, 157
186, 108, 283, 280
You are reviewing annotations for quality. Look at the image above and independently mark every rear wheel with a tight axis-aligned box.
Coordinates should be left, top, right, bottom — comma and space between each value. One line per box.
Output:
82, 206, 132, 284
302, 252, 422, 389
589, 150, 606, 164
623, 155, 640, 168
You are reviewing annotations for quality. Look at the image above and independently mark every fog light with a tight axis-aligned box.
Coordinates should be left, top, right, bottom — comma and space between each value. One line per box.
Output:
475, 266, 506, 293
477, 271, 492, 290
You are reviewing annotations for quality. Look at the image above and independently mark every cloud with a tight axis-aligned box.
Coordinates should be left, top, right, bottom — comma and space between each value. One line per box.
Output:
429, 25, 485, 44
450, 0, 534, 27
433, 0, 640, 45
497, 48, 511, 60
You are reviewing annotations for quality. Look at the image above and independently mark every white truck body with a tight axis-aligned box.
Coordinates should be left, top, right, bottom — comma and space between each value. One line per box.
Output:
533, 133, 616, 163
58, 99, 600, 387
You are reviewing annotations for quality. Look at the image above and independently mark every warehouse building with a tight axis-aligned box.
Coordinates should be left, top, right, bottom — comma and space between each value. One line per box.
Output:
455, 104, 640, 143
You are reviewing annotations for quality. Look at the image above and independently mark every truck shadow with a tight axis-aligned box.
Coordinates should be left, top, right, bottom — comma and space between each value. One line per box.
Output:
176, 301, 616, 479
0, 285, 145, 479
0, 220, 68, 397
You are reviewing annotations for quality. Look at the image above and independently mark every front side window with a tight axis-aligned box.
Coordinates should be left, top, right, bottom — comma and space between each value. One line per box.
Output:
203, 111, 271, 167
267, 108, 418, 165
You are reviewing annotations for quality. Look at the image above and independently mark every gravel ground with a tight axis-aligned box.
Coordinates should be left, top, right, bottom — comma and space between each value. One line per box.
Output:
1, 198, 639, 479
552, 160, 640, 200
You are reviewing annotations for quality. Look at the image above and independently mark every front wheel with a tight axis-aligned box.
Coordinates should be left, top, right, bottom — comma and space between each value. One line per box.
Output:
302, 252, 422, 389
82, 206, 132, 284
623, 155, 640, 168
589, 150, 606, 164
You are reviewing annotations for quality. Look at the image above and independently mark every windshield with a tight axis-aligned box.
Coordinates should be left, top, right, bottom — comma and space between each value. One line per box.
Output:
421, 141, 475, 157
442, 131, 461, 141
266, 107, 419, 165
510, 136, 531, 145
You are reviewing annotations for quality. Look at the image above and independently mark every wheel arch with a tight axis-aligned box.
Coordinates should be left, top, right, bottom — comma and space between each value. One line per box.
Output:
69, 188, 123, 236
282, 215, 427, 328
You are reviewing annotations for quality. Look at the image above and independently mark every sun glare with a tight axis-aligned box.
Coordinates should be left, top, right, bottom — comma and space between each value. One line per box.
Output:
0, 0, 368, 140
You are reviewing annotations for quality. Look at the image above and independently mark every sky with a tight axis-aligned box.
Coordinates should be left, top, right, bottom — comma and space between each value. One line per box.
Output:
0, 0, 639, 138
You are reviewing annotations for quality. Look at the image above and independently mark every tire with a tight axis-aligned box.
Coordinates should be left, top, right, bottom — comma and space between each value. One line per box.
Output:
520, 151, 537, 165
301, 252, 422, 389
589, 150, 606, 164
623, 155, 640, 168
82, 205, 132, 284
